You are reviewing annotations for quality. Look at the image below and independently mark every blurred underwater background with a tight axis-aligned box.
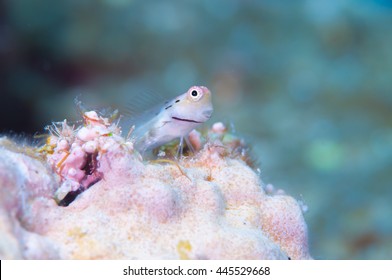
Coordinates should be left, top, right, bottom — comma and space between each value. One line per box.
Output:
1, 0, 392, 259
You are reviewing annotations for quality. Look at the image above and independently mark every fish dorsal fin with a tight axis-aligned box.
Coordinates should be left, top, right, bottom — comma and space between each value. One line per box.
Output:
121, 88, 166, 117
119, 88, 171, 133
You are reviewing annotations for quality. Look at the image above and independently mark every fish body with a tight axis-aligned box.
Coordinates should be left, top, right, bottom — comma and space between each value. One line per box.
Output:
131, 86, 213, 152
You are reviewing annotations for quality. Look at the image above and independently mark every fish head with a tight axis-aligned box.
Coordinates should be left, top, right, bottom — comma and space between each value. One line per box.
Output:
170, 86, 213, 123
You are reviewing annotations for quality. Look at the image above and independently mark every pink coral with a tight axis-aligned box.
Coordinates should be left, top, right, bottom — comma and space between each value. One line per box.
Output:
44, 111, 132, 203
0, 111, 311, 260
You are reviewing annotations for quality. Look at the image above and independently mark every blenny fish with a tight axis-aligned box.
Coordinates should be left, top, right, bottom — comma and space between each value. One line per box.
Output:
126, 86, 213, 154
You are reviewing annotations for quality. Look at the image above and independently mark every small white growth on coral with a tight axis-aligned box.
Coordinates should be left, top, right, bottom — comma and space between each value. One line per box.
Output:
188, 129, 202, 151
0, 110, 312, 260
82, 141, 97, 154
264, 183, 275, 194
84, 111, 100, 121
212, 122, 226, 134
298, 197, 309, 214
157, 150, 166, 157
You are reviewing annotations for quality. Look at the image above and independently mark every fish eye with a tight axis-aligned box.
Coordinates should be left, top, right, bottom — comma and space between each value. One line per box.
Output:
189, 88, 203, 101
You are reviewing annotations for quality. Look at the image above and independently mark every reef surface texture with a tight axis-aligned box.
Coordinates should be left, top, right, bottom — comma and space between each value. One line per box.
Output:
0, 111, 311, 259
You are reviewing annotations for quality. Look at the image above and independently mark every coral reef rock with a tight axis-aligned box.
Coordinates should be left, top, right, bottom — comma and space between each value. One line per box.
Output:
0, 114, 311, 259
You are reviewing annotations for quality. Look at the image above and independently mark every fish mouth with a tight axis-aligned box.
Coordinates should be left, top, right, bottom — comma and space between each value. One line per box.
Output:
202, 109, 213, 119
172, 116, 203, 124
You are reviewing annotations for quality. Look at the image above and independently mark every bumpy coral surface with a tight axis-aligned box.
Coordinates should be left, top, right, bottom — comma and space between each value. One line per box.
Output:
0, 111, 311, 259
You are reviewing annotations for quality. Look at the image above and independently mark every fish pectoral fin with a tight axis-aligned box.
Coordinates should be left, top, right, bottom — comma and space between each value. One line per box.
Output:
155, 120, 171, 129
184, 136, 195, 154
176, 137, 184, 159
176, 136, 195, 158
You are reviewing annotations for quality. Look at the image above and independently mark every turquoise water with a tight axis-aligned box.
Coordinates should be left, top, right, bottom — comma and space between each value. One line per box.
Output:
1, 0, 392, 259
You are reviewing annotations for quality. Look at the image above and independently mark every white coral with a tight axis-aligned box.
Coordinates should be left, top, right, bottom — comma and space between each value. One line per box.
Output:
0, 113, 311, 260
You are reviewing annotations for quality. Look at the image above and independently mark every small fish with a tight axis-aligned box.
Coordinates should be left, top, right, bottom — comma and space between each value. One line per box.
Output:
128, 86, 213, 154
